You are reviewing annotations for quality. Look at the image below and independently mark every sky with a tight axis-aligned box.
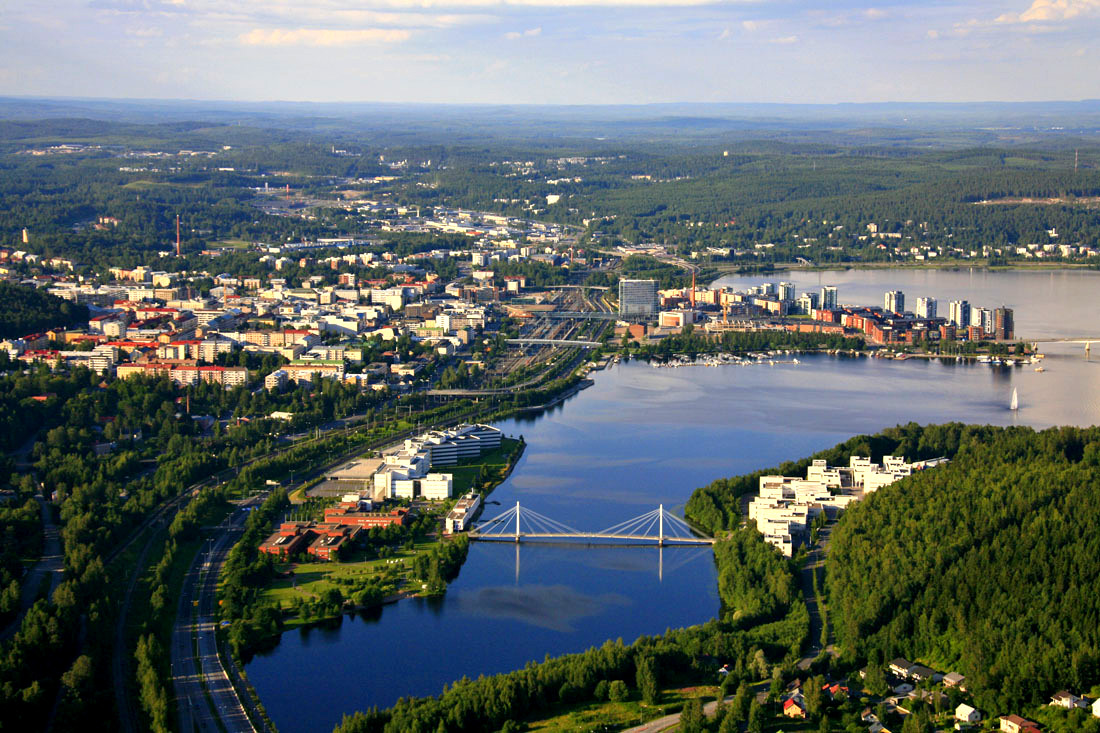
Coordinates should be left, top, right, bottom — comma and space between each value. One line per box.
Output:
0, 0, 1098, 105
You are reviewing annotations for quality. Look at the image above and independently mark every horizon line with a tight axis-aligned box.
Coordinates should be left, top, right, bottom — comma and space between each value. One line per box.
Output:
3, 94, 1100, 109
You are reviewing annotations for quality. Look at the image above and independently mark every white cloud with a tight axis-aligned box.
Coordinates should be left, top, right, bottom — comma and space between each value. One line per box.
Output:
926, 28, 940, 39
864, 7, 887, 20
99, 0, 737, 9
997, 0, 1100, 23
741, 20, 759, 32
239, 28, 411, 46
504, 26, 542, 39
126, 26, 164, 37
718, 26, 731, 39
768, 34, 797, 44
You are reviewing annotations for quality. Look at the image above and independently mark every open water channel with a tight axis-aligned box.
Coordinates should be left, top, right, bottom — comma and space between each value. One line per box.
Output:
247, 268, 1100, 733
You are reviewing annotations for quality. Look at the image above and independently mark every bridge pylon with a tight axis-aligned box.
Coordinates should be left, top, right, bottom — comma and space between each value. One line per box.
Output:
658, 503, 664, 547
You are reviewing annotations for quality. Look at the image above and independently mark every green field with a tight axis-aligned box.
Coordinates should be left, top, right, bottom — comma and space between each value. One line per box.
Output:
450, 436, 523, 496
260, 536, 440, 624
525, 685, 719, 732
120, 179, 201, 190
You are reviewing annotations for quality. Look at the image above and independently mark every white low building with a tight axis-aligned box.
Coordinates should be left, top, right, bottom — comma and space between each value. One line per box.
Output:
750, 454, 942, 556
420, 473, 453, 501
446, 493, 482, 533
375, 424, 502, 499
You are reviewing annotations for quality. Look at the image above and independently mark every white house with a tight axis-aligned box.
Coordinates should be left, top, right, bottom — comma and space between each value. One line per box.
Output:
956, 703, 981, 724
1050, 690, 1079, 709
1092, 697, 1100, 718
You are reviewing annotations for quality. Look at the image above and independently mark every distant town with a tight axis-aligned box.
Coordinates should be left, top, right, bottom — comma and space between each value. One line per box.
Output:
0, 216, 1022, 403
612, 277, 1017, 348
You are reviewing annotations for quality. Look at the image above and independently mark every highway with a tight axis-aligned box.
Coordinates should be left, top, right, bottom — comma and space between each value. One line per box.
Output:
172, 508, 256, 733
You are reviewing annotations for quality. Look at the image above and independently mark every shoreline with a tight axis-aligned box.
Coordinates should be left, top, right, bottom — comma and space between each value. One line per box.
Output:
715, 261, 1096, 274
255, 437, 528, 639
707, 261, 1098, 285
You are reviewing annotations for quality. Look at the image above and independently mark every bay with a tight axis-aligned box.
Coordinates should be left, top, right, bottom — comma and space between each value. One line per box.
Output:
246, 268, 1100, 733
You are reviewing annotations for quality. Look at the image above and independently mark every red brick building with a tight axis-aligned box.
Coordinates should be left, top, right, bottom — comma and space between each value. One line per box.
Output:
323, 505, 410, 529
258, 521, 363, 561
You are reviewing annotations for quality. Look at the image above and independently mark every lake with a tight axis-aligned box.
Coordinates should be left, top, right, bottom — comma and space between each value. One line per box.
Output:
246, 268, 1100, 733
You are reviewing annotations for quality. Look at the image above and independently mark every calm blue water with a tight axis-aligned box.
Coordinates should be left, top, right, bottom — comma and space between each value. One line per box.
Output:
247, 269, 1100, 733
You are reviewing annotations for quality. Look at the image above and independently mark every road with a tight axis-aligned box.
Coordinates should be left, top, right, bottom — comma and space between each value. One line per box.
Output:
797, 523, 834, 670
172, 508, 255, 733
622, 694, 734, 733
0, 494, 64, 643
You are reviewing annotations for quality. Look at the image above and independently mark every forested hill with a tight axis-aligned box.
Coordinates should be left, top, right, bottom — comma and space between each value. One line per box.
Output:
0, 282, 88, 338
826, 424, 1100, 712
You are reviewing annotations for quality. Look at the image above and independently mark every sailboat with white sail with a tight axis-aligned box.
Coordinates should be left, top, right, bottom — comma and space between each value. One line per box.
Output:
1010, 387, 1019, 411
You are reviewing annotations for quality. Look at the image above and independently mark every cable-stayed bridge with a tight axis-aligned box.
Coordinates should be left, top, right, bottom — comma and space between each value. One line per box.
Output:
469, 502, 715, 546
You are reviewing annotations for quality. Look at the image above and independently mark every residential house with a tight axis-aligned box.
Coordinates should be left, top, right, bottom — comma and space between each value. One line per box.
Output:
943, 672, 966, 690
908, 665, 937, 682
1000, 714, 1041, 733
782, 698, 807, 719
956, 704, 981, 724
1049, 690, 1079, 709
888, 659, 915, 678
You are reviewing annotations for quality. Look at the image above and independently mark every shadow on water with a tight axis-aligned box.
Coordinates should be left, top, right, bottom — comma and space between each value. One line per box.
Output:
413, 594, 448, 617
298, 614, 344, 642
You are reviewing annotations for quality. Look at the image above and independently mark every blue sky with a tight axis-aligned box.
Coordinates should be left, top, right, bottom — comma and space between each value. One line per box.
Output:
1, 0, 1098, 104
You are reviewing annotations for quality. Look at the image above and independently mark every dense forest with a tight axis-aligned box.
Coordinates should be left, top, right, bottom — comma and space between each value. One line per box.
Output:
3, 117, 1100, 280
826, 423, 1100, 713
0, 282, 88, 339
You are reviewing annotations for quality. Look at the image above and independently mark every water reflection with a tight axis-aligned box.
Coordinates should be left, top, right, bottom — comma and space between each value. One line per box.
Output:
452, 585, 632, 632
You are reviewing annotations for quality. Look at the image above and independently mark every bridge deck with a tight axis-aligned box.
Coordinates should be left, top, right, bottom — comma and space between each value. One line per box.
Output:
506, 338, 602, 347
469, 532, 714, 544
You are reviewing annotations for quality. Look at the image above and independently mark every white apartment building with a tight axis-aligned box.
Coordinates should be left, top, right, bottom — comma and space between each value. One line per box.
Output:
749, 454, 939, 556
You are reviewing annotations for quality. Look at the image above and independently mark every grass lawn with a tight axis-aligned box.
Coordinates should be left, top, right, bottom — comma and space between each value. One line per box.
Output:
525, 685, 719, 733
259, 537, 443, 616
449, 437, 522, 496
210, 239, 252, 249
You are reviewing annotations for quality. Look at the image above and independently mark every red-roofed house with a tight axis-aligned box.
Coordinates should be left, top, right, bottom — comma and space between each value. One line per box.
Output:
783, 699, 807, 719
1000, 714, 1041, 733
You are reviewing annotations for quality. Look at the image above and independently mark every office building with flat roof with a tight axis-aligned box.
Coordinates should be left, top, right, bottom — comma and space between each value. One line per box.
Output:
618, 279, 658, 319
